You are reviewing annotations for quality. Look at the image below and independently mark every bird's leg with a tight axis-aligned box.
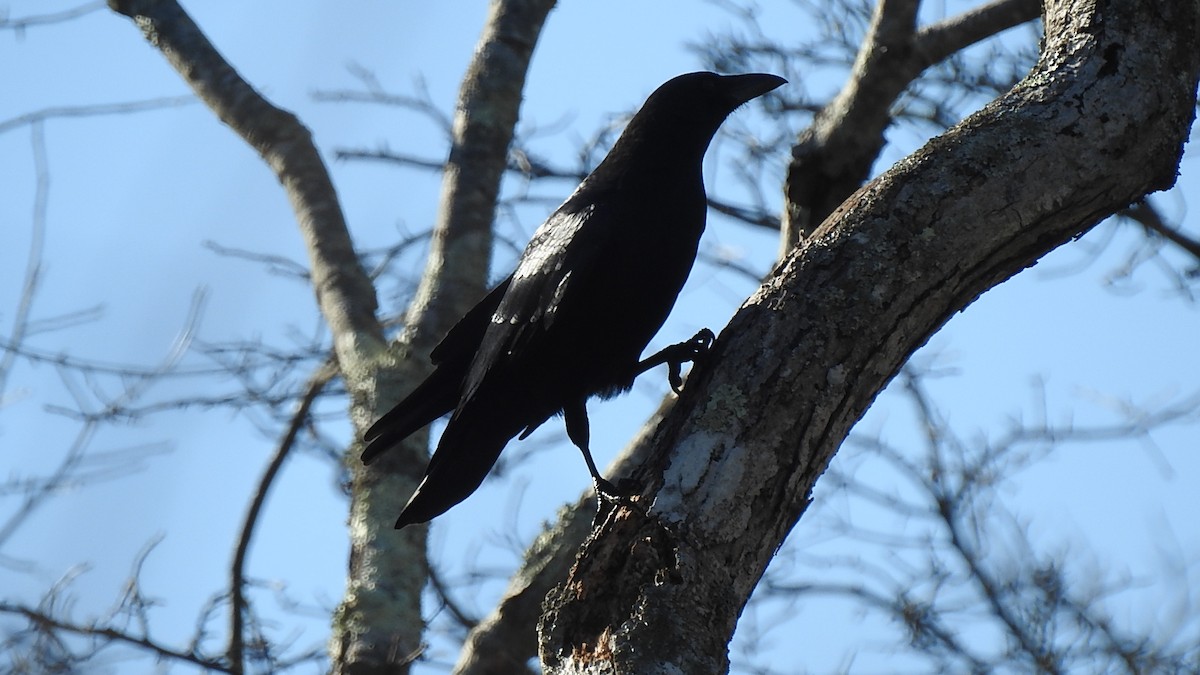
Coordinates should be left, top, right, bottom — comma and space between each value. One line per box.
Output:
564, 398, 649, 526
563, 398, 620, 498
635, 328, 716, 394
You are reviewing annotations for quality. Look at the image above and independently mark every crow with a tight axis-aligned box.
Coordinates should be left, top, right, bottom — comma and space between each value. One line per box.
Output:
363, 71, 786, 528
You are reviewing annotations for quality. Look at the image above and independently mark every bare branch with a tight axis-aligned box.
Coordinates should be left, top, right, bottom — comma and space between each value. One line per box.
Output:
312, 68, 453, 136
109, 0, 385, 369
0, 291, 205, 548
203, 240, 312, 281
1124, 202, 1200, 265
915, 0, 1042, 67
229, 360, 336, 675
0, 121, 49, 401
0, 1, 105, 34
782, 0, 1041, 246
0, 600, 230, 672
334, 1, 557, 671
0, 96, 195, 136
748, 358, 1200, 671
427, 563, 480, 634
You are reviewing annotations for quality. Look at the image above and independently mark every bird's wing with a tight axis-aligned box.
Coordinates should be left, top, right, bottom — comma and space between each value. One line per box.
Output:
459, 201, 610, 404
429, 275, 512, 365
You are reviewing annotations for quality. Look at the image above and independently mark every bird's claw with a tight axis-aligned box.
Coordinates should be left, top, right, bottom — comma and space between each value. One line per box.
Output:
592, 476, 645, 522
667, 328, 715, 394
668, 362, 684, 394
594, 476, 622, 498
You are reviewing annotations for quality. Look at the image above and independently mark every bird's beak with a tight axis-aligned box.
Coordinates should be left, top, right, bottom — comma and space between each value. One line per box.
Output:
723, 73, 788, 105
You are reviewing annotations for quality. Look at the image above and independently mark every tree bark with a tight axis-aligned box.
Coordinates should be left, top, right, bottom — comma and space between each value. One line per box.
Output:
539, 0, 1200, 671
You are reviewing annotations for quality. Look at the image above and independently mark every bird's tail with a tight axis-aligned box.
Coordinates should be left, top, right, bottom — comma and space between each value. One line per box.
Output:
361, 366, 460, 464
393, 415, 524, 528
393, 395, 534, 528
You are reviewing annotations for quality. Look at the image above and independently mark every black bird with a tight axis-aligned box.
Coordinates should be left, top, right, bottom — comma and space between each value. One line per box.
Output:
363, 71, 786, 528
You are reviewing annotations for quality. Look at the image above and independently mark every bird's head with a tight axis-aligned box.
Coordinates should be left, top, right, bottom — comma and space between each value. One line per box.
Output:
601, 72, 786, 172
642, 71, 787, 124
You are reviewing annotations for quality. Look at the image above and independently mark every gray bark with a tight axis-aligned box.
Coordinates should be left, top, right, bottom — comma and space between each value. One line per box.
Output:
539, 0, 1200, 671
108, 0, 384, 372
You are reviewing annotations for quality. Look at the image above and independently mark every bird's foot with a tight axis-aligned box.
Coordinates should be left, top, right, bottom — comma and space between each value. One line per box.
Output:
592, 476, 645, 521
664, 328, 716, 393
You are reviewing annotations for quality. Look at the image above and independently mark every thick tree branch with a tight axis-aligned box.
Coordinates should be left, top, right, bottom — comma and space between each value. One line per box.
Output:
915, 0, 1042, 67
541, 0, 1200, 671
401, 0, 557, 354
108, 0, 384, 373
781, 0, 1041, 247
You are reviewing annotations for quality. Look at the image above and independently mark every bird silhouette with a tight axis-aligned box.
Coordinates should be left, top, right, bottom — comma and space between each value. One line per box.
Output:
363, 72, 786, 528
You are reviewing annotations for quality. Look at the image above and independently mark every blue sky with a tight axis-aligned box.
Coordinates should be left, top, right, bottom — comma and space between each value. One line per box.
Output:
2, 1, 1198, 672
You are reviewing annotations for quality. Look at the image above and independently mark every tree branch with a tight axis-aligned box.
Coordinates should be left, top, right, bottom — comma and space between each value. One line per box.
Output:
0, 96, 195, 136
1123, 201, 1200, 265
228, 360, 336, 675
108, 0, 385, 371
541, 0, 1200, 670
0, 601, 230, 672
0, 121, 49, 401
781, 0, 1041, 247
400, 0, 558, 355
915, 0, 1042, 67
0, 1, 105, 33
0, 292, 204, 548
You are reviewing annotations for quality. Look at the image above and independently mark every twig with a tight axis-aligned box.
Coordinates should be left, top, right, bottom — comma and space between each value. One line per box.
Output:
0, 291, 205, 548
1123, 201, 1200, 264
0, 1, 105, 33
228, 359, 337, 674
0, 96, 195, 136
0, 600, 230, 672
428, 563, 480, 632
0, 120, 49, 400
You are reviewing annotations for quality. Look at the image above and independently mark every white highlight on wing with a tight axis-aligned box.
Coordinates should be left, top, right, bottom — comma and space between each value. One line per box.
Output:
512, 206, 591, 281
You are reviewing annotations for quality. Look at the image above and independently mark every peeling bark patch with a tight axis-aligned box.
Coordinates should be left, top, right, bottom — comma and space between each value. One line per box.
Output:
654, 431, 720, 520
671, 432, 719, 491
694, 443, 752, 531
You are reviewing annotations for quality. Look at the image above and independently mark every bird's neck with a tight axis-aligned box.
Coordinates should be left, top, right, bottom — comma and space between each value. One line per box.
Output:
590, 129, 713, 192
